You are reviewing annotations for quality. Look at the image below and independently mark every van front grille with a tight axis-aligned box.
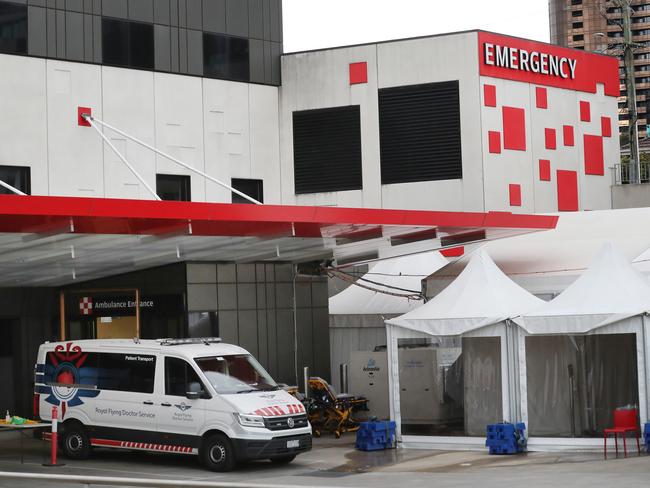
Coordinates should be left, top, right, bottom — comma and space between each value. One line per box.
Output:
264, 414, 308, 431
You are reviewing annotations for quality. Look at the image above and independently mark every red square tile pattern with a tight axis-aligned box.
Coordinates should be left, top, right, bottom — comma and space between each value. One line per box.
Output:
502, 107, 526, 151
349, 62, 368, 85
488, 131, 501, 154
557, 170, 579, 211
484, 84, 496, 107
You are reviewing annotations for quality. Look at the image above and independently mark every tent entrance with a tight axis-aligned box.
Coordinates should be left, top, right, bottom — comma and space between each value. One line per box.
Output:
398, 336, 502, 436
525, 333, 639, 437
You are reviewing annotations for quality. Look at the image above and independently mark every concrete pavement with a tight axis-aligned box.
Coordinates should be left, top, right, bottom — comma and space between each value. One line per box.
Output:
0, 432, 647, 487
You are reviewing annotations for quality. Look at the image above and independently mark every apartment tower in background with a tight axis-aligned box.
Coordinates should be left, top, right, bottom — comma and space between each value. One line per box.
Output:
550, 0, 650, 139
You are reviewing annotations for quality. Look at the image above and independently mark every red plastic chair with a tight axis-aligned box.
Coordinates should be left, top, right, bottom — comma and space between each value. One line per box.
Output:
603, 408, 641, 458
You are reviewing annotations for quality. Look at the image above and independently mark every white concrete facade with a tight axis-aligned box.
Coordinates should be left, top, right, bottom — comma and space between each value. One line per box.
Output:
279, 31, 620, 212
0, 53, 282, 203
0, 31, 620, 213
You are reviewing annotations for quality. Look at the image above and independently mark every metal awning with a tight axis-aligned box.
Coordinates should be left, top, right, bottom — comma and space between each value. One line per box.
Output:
0, 195, 558, 287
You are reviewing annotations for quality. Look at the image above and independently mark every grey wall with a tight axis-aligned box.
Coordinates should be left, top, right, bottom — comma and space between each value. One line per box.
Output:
23, 0, 282, 84
0, 288, 58, 418
611, 183, 650, 209
187, 262, 330, 385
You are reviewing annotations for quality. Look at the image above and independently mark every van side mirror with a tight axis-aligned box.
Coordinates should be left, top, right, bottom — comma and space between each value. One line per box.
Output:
186, 391, 201, 400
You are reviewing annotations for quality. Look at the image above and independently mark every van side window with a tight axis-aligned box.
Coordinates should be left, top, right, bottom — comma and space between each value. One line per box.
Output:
165, 357, 205, 397
44, 352, 156, 394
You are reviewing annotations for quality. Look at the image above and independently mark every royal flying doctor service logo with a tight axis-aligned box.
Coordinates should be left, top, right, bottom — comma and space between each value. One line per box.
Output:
175, 402, 192, 412
36, 343, 100, 419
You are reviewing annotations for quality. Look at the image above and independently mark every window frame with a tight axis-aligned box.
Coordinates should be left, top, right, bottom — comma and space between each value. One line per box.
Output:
0, 165, 31, 195
156, 173, 192, 202
164, 355, 210, 398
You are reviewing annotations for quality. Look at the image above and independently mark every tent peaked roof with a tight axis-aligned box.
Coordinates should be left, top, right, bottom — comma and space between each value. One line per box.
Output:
329, 251, 448, 315
386, 249, 544, 335
527, 242, 650, 317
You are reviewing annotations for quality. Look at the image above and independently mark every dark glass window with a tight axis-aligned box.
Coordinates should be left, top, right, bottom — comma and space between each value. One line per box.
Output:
231, 178, 263, 204
571, 0, 582, 5
0, 2, 26, 55
165, 356, 206, 397
571, 10, 582, 17
292, 106, 362, 194
572, 22, 583, 29
45, 352, 156, 394
156, 174, 191, 201
102, 18, 154, 70
379, 81, 462, 184
573, 34, 584, 41
203, 33, 249, 82
0, 165, 30, 195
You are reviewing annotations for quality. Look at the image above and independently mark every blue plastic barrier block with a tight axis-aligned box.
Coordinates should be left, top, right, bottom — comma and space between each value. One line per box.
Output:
355, 420, 396, 451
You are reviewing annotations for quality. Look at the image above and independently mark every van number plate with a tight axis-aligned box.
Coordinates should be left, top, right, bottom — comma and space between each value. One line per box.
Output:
286, 440, 300, 448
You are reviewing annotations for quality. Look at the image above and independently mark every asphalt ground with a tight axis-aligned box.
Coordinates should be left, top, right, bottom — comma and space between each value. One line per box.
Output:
0, 431, 647, 487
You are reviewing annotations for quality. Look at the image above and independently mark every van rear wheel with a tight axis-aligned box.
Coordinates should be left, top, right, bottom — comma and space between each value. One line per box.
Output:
61, 423, 91, 460
201, 434, 235, 472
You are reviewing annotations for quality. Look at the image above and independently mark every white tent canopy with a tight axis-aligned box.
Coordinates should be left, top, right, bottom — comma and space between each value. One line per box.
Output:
518, 242, 650, 334
329, 251, 448, 315
387, 249, 545, 336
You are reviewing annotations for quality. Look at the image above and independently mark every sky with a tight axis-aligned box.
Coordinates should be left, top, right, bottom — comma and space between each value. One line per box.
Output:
282, 0, 550, 53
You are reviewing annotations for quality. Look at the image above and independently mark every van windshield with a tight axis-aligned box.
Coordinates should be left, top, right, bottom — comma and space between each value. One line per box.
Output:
194, 354, 278, 394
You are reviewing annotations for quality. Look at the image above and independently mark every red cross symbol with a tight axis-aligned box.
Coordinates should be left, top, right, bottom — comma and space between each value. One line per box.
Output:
79, 297, 93, 316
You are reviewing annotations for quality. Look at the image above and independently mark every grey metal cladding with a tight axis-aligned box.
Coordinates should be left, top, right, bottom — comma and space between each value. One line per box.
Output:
66, 0, 83, 12
56, 0, 64, 9
186, 0, 201, 29
225, 0, 248, 37
102, 0, 128, 18
270, 41, 281, 84
128, 0, 153, 23
170, 0, 179, 25
248, 38, 264, 84
262, 0, 270, 40
263, 40, 272, 85
178, 0, 187, 27
83, 0, 92, 14
65, 11, 84, 61
154, 24, 171, 71
154, 0, 170, 24
83, 13, 93, 61
179, 27, 188, 73
248, 0, 263, 39
46, 8, 56, 57
92, 13, 101, 62
92, 0, 100, 15
187, 29, 203, 75
202, 0, 225, 33
56, 9, 65, 58
170, 26, 179, 71
269, 0, 280, 42
27, 6, 47, 57
27, 0, 46, 7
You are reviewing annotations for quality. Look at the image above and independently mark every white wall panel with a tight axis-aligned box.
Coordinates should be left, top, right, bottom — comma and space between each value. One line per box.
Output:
46, 60, 103, 197
249, 84, 282, 204
0, 55, 48, 195
101, 67, 156, 200
153, 72, 206, 201
376, 32, 484, 212
279, 44, 381, 208
202, 78, 250, 203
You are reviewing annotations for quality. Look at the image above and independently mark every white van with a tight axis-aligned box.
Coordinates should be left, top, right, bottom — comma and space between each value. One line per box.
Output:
34, 338, 311, 471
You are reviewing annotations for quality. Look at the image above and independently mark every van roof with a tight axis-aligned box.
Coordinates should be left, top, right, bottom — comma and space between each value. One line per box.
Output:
39, 339, 249, 357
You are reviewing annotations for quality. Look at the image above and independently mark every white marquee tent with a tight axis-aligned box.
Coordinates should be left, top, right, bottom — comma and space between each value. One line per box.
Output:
515, 243, 650, 449
385, 249, 544, 449
329, 251, 448, 390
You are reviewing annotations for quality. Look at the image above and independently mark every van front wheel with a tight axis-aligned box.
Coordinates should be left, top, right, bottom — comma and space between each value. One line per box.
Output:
201, 434, 235, 472
61, 423, 91, 460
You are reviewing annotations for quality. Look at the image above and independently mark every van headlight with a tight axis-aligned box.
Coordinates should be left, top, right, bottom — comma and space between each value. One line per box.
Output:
234, 413, 265, 428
